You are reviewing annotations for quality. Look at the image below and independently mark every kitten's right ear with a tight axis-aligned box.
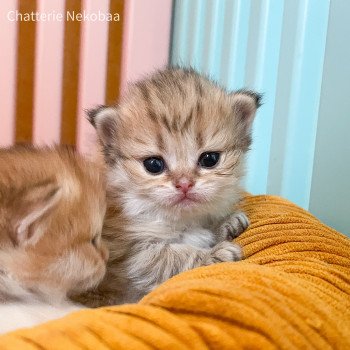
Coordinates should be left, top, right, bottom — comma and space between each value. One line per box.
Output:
10, 181, 61, 246
231, 90, 262, 129
86, 105, 118, 147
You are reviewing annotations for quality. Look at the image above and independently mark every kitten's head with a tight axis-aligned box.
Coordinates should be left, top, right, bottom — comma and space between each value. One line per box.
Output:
0, 147, 108, 300
88, 68, 261, 221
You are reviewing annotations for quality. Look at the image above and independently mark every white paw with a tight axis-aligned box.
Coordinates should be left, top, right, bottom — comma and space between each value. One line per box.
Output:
204, 241, 242, 264
218, 212, 250, 240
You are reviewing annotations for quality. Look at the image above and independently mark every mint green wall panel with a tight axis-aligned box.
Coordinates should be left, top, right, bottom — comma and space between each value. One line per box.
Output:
171, 0, 349, 233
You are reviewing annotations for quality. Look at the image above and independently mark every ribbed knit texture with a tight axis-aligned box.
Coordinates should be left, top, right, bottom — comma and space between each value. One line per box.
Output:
1, 195, 349, 349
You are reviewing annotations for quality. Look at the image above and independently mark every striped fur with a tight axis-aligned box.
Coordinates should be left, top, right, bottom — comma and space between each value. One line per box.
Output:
81, 68, 260, 306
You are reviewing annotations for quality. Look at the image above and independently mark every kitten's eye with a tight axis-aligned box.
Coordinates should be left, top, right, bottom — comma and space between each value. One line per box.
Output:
198, 152, 220, 168
143, 157, 165, 174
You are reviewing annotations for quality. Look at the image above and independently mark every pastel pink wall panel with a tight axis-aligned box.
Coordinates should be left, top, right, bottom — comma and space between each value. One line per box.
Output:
0, 0, 172, 151
0, 0, 18, 147
33, 0, 65, 146
121, 0, 172, 89
76, 0, 110, 154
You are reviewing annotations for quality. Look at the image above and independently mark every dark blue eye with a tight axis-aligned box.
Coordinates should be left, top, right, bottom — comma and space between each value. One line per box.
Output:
198, 152, 220, 168
143, 157, 165, 174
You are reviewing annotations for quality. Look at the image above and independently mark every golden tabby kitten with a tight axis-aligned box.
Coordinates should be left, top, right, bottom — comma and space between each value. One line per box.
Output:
79, 68, 260, 306
0, 146, 108, 333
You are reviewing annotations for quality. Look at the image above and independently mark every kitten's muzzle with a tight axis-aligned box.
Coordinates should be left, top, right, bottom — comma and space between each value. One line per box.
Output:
173, 192, 203, 207
174, 178, 195, 194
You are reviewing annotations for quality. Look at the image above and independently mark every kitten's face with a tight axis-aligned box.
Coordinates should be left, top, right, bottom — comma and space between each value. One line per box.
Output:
26, 186, 108, 296
90, 69, 260, 220
0, 148, 108, 298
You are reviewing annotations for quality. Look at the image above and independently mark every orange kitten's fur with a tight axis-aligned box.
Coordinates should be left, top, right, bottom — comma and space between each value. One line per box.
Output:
80, 68, 260, 306
0, 146, 108, 332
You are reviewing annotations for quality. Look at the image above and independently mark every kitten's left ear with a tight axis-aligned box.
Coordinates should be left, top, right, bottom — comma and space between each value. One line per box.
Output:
11, 181, 61, 246
86, 105, 118, 147
231, 90, 262, 128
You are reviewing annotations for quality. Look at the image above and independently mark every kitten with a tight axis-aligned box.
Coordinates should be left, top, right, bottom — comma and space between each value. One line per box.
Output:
0, 146, 108, 333
78, 68, 260, 306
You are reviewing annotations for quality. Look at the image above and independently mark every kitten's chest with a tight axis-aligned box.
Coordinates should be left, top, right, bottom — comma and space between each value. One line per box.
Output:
177, 227, 216, 248
127, 217, 219, 249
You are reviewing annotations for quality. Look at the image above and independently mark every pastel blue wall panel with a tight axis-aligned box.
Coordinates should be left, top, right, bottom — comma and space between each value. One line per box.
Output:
309, 0, 350, 234
171, 0, 349, 234
220, 0, 251, 90
245, 0, 284, 194
280, 0, 329, 208
171, 0, 190, 62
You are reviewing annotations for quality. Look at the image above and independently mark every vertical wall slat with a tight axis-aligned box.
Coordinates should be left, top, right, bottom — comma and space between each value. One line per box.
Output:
170, 0, 343, 231
309, 0, 350, 234
15, 0, 37, 144
171, 0, 191, 65
76, 0, 110, 154
105, 0, 124, 104
60, 0, 82, 146
220, 0, 251, 90
120, 0, 172, 88
0, 0, 18, 147
201, 0, 226, 79
267, 0, 300, 195
33, 0, 65, 146
245, 0, 284, 194
186, 0, 205, 69
280, 0, 330, 208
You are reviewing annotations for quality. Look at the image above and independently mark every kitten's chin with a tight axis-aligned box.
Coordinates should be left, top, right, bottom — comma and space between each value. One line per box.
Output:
172, 193, 203, 207
159, 193, 214, 220
158, 187, 240, 221
174, 198, 198, 207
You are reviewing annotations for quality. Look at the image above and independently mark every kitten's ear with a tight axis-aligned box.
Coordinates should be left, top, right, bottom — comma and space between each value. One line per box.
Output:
86, 105, 118, 146
231, 90, 262, 128
11, 181, 61, 246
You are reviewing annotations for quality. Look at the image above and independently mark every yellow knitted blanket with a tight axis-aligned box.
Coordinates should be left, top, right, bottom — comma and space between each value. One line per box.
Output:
1, 195, 349, 349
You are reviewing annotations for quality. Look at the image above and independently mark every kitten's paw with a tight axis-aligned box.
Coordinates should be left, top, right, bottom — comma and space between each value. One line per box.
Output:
218, 212, 250, 240
204, 241, 242, 264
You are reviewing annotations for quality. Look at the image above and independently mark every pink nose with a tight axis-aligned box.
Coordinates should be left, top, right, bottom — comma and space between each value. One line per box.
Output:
175, 178, 194, 193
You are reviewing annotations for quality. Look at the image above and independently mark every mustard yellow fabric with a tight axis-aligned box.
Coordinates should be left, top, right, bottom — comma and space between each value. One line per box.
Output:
1, 195, 349, 349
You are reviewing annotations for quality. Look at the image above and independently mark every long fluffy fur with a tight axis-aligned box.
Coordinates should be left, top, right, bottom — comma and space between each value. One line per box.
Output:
77, 68, 260, 306
0, 146, 108, 332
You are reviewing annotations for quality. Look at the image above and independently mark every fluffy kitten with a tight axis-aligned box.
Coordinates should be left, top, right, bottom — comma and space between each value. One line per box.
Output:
0, 146, 108, 333
79, 68, 260, 306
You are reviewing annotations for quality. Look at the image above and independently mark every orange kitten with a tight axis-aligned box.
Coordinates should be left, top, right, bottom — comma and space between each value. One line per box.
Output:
0, 146, 108, 333
82, 68, 260, 306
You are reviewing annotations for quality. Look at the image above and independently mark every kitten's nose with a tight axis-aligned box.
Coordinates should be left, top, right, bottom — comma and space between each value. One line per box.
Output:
175, 178, 194, 193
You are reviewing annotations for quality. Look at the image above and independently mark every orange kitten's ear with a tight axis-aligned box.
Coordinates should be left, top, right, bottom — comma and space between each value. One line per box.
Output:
10, 181, 61, 246
231, 90, 262, 128
86, 106, 118, 147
